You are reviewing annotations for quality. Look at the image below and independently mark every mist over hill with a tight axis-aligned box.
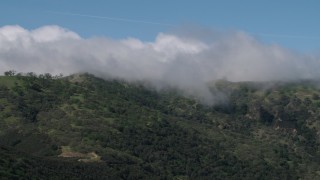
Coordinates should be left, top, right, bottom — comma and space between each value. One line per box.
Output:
1, 25, 320, 178
1, 25, 320, 104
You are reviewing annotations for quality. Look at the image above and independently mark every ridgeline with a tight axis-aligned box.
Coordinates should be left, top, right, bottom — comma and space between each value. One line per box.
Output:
0, 72, 319, 179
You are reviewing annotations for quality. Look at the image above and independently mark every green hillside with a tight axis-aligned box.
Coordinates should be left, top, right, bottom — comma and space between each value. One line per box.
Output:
0, 73, 319, 179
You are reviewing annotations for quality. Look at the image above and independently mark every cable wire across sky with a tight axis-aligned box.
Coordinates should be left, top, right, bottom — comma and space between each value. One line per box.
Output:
46, 10, 176, 27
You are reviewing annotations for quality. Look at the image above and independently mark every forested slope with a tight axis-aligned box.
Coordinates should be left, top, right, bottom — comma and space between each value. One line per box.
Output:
0, 73, 319, 179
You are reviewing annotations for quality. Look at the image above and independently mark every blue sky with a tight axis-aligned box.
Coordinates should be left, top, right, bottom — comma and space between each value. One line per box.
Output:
1, 0, 320, 52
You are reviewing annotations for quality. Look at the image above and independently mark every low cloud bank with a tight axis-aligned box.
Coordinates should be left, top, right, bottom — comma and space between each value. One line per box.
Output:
1, 25, 319, 103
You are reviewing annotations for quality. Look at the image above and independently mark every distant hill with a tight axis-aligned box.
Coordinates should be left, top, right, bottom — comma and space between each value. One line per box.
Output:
0, 73, 319, 179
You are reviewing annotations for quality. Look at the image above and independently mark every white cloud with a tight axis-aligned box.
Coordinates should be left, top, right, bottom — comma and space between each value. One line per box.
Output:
0, 25, 319, 104
30, 25, 80, 42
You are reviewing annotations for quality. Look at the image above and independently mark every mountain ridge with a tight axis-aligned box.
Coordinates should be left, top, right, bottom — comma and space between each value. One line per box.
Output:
0, 72, 319, 179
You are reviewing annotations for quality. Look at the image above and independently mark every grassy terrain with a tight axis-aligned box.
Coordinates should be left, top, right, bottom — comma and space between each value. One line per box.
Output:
0, 73, 319, 179
0, 76, 21, 88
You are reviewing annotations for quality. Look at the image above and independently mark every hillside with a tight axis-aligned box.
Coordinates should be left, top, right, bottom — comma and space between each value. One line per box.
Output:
0, 73, 319, 179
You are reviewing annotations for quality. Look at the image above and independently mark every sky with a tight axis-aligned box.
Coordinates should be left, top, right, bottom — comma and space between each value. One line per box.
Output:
1, 0, 320, 52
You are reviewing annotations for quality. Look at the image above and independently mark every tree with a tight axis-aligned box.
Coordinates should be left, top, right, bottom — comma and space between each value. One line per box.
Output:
26, 72, 37, 77
4, 70, 16, 76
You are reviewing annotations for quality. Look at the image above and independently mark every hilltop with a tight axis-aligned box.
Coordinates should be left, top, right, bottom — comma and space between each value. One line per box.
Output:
0, 72, 319, 179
